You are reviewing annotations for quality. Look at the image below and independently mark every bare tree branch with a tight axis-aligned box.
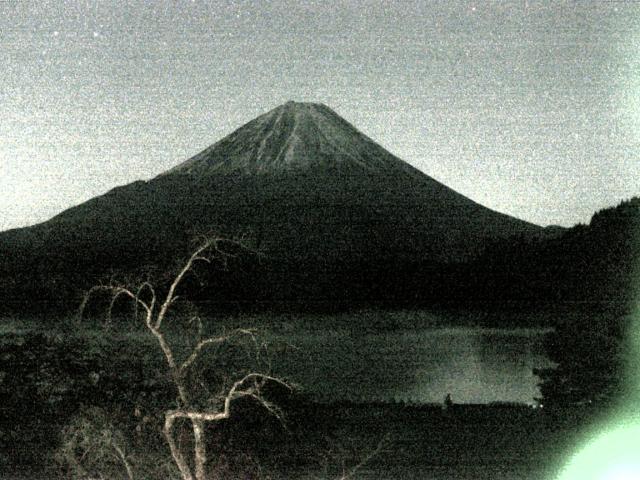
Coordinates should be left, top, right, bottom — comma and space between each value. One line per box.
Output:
163, 415, 195, 480
155, 238, 221, 330
338, 435, 389, 480
112, 442, 135, 480
179, 328, 256, 373
225, 373, 292, 414
80, 235, 284, 480
135, 281, 157, 320
79, 285, 152, 325
107, 288, 137, 326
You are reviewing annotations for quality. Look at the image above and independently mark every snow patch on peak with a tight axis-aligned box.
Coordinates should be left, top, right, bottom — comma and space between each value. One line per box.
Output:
256, 104, 285, 161
162, 101, 416, 176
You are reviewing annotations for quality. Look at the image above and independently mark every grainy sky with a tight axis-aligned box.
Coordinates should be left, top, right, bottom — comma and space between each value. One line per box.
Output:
1, 0, 639, 231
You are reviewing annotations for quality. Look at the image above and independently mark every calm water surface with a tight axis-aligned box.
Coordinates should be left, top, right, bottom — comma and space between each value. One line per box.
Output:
269, 326, 553, 404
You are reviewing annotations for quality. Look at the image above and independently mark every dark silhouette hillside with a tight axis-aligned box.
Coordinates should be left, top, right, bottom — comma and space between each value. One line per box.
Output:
461, 197, 640, 316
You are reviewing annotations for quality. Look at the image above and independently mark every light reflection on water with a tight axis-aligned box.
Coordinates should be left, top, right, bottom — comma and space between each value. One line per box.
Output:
269, 327, 553, 404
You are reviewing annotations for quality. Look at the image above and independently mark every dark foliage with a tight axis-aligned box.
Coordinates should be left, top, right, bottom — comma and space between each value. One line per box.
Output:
0, 331, 171, 468
534, 310, 629, 408
530, 198, 640, 407
0, 329, 311, 475
468, 197, 639, 310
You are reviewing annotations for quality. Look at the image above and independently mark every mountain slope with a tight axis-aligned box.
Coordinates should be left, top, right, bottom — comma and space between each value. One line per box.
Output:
164, 101, 422, 175
0, 101, 542, 312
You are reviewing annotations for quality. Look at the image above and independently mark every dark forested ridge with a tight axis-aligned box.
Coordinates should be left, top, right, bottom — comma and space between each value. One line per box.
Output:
1, 195, 637, 320
463, 197, 640, 313
527, 198, 639, 407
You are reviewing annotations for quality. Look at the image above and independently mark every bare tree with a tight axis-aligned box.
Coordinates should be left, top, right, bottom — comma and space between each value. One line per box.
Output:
79, 236, 289, 480
311, 434, 389, 480
56, 406, 143, 480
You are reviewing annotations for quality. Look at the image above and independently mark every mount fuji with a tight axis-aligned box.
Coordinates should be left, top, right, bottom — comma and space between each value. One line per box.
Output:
0, 101, 542, 311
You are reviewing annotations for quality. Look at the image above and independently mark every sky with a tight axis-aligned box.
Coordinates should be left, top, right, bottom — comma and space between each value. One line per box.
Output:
1, 0, 639, 231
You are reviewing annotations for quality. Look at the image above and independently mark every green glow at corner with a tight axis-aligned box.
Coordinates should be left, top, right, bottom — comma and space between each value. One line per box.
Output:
557, 423, 640, 480
557, 228, 640, 480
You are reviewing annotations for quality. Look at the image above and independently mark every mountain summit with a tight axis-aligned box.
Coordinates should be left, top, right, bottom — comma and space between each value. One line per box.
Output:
165, 101, 418, 176
0, 101, 542, 312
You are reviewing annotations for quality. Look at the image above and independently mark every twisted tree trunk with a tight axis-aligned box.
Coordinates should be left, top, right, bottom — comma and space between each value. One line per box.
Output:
192, 419, 207, 480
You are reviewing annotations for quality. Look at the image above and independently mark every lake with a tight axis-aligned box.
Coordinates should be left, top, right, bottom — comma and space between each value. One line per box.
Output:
267, 326, 553, 404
